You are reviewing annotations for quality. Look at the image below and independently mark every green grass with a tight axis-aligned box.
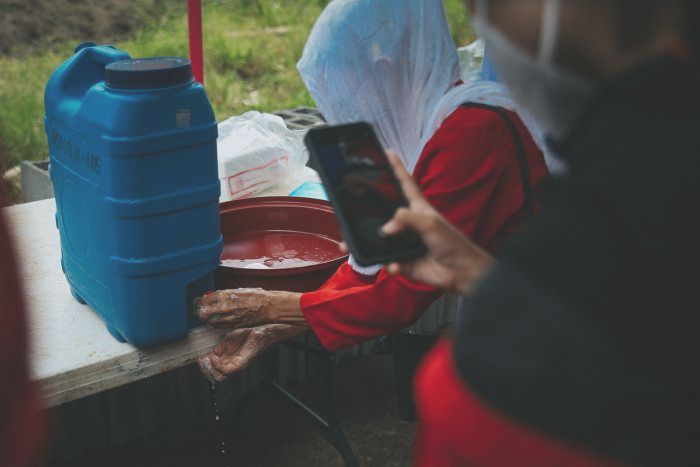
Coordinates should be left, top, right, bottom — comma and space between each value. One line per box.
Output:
0, 0, 472, 169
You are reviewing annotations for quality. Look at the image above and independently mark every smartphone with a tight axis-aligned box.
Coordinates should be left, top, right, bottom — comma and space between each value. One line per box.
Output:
304, 122, 426, 266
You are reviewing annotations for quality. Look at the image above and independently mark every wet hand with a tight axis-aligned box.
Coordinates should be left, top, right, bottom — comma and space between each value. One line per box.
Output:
196, 288, 305, 328
198, 324, 307, 382
196, 288, 273, 328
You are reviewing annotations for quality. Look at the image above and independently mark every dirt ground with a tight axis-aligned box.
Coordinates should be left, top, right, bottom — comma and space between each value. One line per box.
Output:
0, 0, 167, 55
53, 354, 417, 467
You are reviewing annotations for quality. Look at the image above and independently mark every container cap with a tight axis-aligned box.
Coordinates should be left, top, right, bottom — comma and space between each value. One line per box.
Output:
74, 41, 97, 53
105, 57, 193, 90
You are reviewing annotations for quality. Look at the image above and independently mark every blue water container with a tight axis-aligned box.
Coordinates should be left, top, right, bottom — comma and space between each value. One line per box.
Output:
45, 43, 222, 346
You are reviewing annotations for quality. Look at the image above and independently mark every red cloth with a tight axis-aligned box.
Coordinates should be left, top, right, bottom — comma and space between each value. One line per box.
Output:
301, 105, 548, 351
0, 206, 45, 466
414, 339, 624, 467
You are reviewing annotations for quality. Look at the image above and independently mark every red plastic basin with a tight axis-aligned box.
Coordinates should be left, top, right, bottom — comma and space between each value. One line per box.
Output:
215, 197, 348, 292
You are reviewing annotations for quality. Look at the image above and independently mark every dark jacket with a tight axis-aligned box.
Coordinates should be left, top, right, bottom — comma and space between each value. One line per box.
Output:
455, 56, 700, 466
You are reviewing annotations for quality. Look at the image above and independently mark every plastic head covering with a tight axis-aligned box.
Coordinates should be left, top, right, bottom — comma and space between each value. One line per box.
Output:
297, 0, 461, 174
298, 0, 552, 274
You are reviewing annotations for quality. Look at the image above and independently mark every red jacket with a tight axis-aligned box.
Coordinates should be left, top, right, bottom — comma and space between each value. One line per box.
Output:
414, 339, 623, 467
0, 203, 45, 466
301, 105, 548, 351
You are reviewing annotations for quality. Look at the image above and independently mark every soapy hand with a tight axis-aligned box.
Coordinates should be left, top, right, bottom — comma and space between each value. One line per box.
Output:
196, 288, 306, 328
198, 324, 307, 381
196, 288, 272, 328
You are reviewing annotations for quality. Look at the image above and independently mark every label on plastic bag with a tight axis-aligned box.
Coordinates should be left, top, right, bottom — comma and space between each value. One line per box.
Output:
226, 151, 290, 199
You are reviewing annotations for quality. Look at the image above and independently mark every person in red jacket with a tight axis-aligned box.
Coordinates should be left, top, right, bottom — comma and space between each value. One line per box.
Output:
0, 197, 45, 466
197, 0, 549, 381
198, 103, 547, 380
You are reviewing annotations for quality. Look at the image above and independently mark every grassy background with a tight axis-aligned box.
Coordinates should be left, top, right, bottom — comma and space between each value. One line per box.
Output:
0, 0, 472, 169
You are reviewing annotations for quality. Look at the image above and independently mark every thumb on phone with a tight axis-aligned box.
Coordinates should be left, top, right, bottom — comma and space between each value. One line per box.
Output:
383, 150, 435, 237
386, 151, 429, 208
382, 207, 437, 237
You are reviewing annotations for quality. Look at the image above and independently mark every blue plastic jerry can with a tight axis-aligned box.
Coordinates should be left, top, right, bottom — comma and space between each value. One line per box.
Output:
44, 43, 222, 346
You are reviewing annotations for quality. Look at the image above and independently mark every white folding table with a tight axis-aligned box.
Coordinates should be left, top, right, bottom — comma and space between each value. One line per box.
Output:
5, 169, 321, 408
6, 198, 224, 408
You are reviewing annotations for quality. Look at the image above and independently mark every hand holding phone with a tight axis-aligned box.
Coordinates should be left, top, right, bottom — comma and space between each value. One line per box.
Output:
304, 123, 426, 266
380, 151, 495, 295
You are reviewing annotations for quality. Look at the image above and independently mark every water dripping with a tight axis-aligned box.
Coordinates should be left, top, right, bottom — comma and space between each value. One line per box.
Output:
210, 382, 231, 467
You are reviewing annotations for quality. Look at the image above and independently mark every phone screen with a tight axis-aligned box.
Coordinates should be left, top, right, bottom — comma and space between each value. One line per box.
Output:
306, 123, 425, 265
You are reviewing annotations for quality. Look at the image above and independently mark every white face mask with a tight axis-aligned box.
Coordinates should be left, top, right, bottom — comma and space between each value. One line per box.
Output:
473, 0, 597, 144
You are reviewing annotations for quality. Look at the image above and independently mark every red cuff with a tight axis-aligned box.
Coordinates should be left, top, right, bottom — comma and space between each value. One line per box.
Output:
300, 291, 344, 351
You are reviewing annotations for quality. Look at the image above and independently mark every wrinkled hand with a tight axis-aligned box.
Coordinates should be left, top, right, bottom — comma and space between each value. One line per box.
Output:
197, 288, 305, 329
196, 288, 273, 328
198, 324, 307, 382
381, 151, 495, 296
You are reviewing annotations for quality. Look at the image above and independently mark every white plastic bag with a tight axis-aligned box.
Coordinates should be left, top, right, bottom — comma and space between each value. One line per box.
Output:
458, 38, 486, 83
217, 111, 309, 201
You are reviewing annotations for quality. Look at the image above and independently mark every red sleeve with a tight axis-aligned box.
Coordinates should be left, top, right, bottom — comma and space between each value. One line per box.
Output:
0, 207, 45, 466
413, 339, 622, 467
314, 261, 374, 291
301, 106, 548, 351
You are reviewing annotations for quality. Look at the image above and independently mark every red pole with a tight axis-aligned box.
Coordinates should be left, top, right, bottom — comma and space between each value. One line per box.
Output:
187, 0, 204, 85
